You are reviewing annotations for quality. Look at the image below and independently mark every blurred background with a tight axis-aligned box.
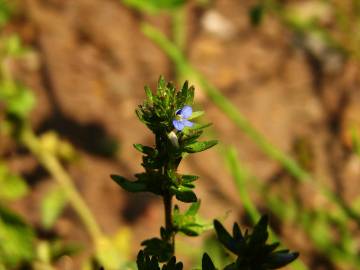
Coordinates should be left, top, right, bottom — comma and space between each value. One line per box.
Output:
1, 0, 360, 269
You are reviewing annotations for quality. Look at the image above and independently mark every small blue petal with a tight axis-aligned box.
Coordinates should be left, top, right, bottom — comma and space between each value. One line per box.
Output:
175, 109, 182, 115
173, 119, 185, 131
180, 105, 192, 119
182, 120, 194, 127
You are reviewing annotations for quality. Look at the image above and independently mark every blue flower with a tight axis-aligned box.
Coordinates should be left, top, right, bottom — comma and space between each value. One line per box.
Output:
172, 105, 194, 131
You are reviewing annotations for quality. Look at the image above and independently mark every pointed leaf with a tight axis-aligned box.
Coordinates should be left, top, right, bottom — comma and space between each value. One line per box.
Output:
111, 175, 147, 192
213, 220, 238, 254
232, 223, 243, 242
249, 215, 269, 247
185, 201, 201, 216
144, 86, 153, 104
173, 187, 197, 203
181, 174, 199, 183
134, 144, 154, 155
202, 253, 217, 270
266, 251, 299, 268
184, 140, 218, 153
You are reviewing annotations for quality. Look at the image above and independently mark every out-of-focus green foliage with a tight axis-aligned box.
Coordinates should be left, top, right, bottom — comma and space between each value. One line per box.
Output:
0, 0, 13, 28
40, 184, 68, 230
351, 126, 360, 157
0, 163, 28, 201
0, 206, 35, 268
0, 164, 34, 268
0, 35, 35, 121
0, 80, 35, 119
122, 0, 186, 14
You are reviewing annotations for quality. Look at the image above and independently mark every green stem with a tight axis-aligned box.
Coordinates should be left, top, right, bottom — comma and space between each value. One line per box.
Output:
163, 192, 175, 254
172, 7, 186, 52
171, 6, 187, 83
20, 127, 103, 242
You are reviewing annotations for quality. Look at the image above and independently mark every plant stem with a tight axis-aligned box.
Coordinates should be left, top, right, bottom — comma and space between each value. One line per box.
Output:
20, 127, 103, 242
163, 192, 175, 253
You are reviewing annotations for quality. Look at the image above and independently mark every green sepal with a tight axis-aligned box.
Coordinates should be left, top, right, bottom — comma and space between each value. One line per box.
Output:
110, 174, 147, 192
187, 111, 204, 121
184, 140, 218, 153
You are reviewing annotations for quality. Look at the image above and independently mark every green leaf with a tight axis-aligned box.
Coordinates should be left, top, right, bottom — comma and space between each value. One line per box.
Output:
249, 215, 268, 248
181, 174, 199, 183
111, 175, 147, 192
213, 220, 237, 254
202, 235, 231, 269
185, 201, 200, 216
202, 253, 217, 270
133, 144, 154, 155
173, 201, 211, 236
0, 164, 28, 201
184, 140, 218, 153
266, 250, 299, 269
144, 86, 153, 104
0, 206, 35, 267
172, 186, 197, 203
40, 185, 68, 229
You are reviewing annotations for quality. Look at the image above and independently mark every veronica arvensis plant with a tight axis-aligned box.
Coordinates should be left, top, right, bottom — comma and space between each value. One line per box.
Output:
111, 76, 299, 270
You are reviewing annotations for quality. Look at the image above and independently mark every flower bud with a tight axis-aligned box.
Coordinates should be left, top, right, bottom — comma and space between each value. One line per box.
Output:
168, 131, 179, 148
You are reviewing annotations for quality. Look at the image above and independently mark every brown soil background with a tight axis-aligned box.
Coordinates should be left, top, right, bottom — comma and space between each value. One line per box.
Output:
3, 0, 360, 269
